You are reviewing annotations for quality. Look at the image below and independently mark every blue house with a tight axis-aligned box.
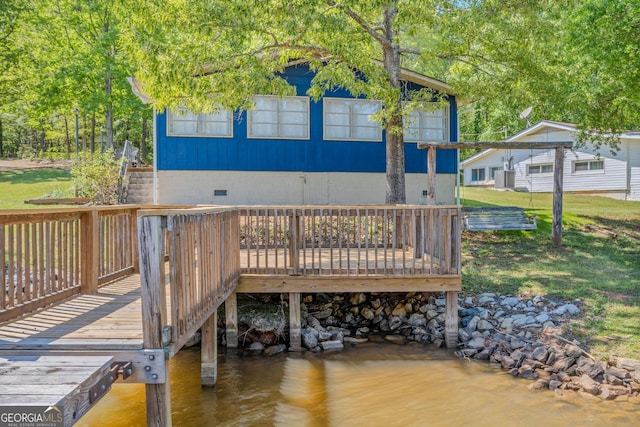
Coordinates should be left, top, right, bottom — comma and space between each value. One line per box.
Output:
152, 64, 458, 205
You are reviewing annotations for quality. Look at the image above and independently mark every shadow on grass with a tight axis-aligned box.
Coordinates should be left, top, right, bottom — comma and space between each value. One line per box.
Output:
0, 169, 71, 185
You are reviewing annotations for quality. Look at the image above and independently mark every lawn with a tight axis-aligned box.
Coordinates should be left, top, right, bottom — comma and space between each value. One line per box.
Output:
461, 187, 640, 359
0, 168, 73, 209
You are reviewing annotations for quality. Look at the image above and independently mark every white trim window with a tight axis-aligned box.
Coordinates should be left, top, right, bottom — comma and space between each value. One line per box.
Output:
573, 159, 604, 174
323, 98, 382, 141
404, 105, 448, 143
527, 163, 554, 175
471, 168, 486, 182
167, 107, 233, 137
248, 95, 310, 139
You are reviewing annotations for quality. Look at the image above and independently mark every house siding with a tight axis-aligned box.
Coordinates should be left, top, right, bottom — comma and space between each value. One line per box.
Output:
461, 124, 640, 199
155, 64, 459, 205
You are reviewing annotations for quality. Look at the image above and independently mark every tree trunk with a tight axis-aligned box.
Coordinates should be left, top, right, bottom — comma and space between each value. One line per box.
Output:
90, 113, 96, 153
82, 114, 88, 152
382, 4, 405, 204
141, 116, 148, 162
0, 117, 4, 158
64, 116, 70, 160
105, 77, 114, 150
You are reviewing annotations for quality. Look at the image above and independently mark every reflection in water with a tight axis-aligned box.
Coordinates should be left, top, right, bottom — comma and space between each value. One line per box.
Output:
79, 343, 638, 426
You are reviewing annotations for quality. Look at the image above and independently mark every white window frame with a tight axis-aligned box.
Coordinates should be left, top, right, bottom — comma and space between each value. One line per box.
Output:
527, 163, 554, 176
572, 159, 605, 174
404, 104, 449, 143
247, 95, 310, 140
323, 97, 383, 142
471, 168, 486, 182
167, 107, 233, 138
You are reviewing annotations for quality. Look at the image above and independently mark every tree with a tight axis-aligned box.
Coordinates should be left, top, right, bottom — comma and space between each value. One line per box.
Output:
121, 1, 482, 203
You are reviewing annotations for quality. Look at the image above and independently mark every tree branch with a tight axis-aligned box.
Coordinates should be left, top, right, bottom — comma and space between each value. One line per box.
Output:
327, 0, 390, 48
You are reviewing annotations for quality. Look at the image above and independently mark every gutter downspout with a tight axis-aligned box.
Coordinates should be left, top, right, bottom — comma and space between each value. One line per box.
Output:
153, 111, 158, 205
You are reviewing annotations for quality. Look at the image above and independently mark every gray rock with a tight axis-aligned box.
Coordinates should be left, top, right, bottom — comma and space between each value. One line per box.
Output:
549, 380, 562, 391
318, 330, 333, 341
330, 330, 345, 342
531, 346, 549, 362
614, 357, 640, 372
389, 317, 402, 331
535, 313, 550, 323
501, 297, 520, 307
578, 374, 600, 395
576, 358, 604, 379
458, 348, 478, 357
435, 298, 446, 307
407, 313, 427, 327
301, 327, 319, 349
264, 344, 287, 356
565, 344, 583, 358
466, 316, 480, 332
551, 357, 576, 372
425, 309, 440, 320
349, 293, 367, 305
552, 303, 580, 316
248, 342, 264, 353
344, 336, 368, 344
314, 307, 334, 319
510, 339, 526, 350
605, 366, 631, 380
320, 340, 344, 351
477, 320, 494, 332
478, 296, 495, 305
384, 334, 408, 345
467, 337, 486, 350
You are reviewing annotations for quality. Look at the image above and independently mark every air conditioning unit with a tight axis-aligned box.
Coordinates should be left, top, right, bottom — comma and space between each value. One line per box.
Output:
495, 170, 515, 189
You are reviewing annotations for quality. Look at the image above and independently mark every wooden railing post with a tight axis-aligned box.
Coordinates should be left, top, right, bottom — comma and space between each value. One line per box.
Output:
138, 215, 171, 427
80, 210, 99, 294
288, 212, 300, 273
130, 208, 140, 274
225, 292, 238, 348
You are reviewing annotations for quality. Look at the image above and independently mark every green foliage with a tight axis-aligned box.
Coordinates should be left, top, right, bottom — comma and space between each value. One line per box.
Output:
71, 150, 119, 205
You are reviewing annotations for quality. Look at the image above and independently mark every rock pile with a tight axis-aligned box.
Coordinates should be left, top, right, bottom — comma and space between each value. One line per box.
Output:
236, 291, 640, 402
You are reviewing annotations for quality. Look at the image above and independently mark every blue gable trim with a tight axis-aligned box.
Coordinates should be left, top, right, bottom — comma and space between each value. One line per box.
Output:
156, 65, 457, 174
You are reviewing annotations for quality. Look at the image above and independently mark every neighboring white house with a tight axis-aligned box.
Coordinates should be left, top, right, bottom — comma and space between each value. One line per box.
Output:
460, 121, 640, 201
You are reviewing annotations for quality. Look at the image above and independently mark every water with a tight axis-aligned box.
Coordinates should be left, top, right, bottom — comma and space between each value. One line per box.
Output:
79, 343, 638, 426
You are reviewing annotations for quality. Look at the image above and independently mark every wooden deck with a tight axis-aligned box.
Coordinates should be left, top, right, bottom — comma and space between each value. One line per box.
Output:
0, 276, 143, 352
0, 355, 113, 427
1, 204, 463, 426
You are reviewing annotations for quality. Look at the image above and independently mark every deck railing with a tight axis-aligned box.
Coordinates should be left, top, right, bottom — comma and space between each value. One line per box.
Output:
138, 207, 240, 355
239, 205, 461, 276
0, 206, 139, 322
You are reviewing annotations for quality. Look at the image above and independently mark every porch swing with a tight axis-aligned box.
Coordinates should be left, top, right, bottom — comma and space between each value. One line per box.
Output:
461, 147, 538, 232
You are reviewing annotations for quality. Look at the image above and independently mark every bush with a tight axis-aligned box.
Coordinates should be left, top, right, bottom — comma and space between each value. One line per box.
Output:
71, 150, 120, 204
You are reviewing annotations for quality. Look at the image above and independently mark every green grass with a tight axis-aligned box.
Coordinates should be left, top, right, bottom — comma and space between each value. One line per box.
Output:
0, 169, 73, 209
461, 187, 640, 359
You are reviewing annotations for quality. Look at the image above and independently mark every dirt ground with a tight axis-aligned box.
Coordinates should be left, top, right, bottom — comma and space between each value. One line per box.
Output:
0, 158, 73, 171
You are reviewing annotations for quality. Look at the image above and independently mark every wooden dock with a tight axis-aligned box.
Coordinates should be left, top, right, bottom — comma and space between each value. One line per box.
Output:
0, 355, 114, 427
1, 204, 462, 426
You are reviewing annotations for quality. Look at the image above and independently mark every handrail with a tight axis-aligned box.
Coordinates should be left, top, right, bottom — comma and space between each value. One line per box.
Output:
239, 205, 461, 276
0, 206, 140, 322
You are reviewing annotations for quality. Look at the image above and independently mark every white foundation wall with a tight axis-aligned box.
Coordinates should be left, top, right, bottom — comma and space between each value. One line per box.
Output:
156, 171, 456, 206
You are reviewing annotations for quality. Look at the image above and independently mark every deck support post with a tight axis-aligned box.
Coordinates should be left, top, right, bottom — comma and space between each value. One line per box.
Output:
201, 310, 218, 387
138, 215, 172, 427
289, 292, 301, 349
445, 290, 458, 348
427, 147, 437, 206
552, 147, 564, 246
225, 292, 238, 348
80, 210, 99, 294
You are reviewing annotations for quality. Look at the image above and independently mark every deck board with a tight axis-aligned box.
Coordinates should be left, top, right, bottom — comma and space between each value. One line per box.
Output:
0, 275, 144, 351
0, 355, 113, 427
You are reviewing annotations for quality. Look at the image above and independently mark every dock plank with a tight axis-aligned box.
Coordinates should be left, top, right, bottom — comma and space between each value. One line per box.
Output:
0, 355, 113, 427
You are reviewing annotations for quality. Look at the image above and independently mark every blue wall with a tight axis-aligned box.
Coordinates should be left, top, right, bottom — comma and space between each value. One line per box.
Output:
156, 65, 458, 174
